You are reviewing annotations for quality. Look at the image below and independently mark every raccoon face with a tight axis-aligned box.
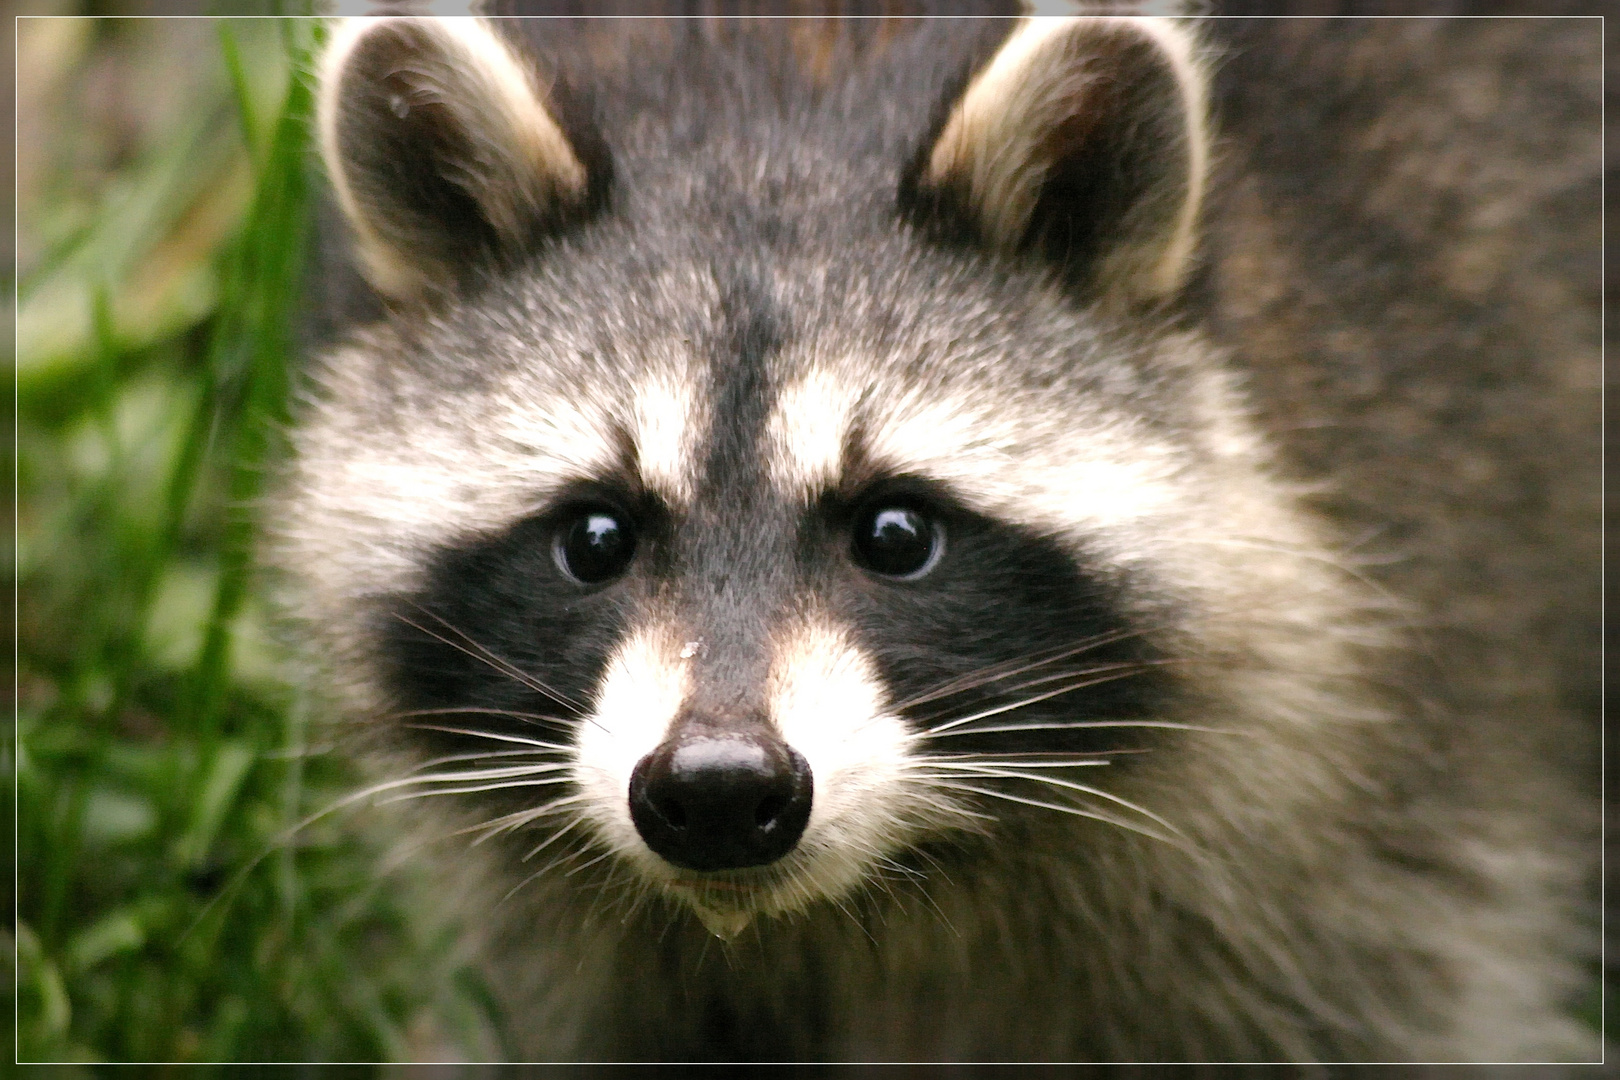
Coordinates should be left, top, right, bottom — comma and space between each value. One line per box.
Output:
285, 16, 1305, 940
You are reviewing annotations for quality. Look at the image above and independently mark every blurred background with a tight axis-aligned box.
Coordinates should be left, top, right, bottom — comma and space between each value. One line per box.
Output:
15, 13, 505, 1064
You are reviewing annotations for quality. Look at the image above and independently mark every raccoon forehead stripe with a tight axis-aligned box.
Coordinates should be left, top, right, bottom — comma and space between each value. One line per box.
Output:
767, 371, 1182, 535
284, 358, 628, 601
631, 374, 702, 504
766, 369, 860, 496
866, 392, 1182, 536
491, 392, 621, 480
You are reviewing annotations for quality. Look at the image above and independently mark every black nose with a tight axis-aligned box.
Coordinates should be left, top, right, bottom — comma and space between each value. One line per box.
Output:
629, 733, 813, 871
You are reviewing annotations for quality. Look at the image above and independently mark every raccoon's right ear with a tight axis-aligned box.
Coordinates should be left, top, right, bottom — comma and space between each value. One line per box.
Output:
902, 17, 1207, 306
317, 17, 603, 301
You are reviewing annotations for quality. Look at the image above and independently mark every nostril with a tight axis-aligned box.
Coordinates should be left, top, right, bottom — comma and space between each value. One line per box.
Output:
655, 796, 687, 829
754, 793, 786, 830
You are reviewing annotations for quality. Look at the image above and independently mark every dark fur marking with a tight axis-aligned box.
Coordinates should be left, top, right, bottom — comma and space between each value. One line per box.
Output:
380, 484, 671, 775
813, 478, 1169, 759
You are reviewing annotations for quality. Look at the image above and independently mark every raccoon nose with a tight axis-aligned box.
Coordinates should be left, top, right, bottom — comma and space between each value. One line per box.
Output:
628, 732, 813, 872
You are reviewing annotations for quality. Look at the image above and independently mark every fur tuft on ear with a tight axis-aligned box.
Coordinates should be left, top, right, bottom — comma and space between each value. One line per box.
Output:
907, 16, 1208, 305
317, 17, 594, 301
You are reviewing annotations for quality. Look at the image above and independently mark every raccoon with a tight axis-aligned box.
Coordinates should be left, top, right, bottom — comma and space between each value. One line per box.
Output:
271, 12, 1601, 1062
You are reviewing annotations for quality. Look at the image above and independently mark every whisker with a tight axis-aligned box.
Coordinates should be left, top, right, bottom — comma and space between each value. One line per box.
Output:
926, 719, 1246, 738
281, 762, 566, 809
183, 761, 539, 941
544, 841, 604, 880
380, 775, 574, 803
871, 855, 926, 880
396, 762, 572, 784
923, 663, 1181, 736
917, 749, 1150, 763
395, 606, 583, 712
387, 705, 575, 728
904, 662, 1167, 729
927, 781, 1189, 852
456, 807, 556, 843
409, 747, 571, 772
520, 807, 592, 860
907, 660, 1185, 735
907, 765, 1109, 781
406, 723, 574, 751
888, 627, 1154, 713
923, 765, 1184, 837
504, 836, 587, 902
462, 795, 592, 848
564, 846, 618, 878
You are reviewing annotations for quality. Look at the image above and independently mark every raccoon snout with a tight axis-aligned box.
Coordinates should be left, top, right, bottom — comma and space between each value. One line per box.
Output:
628, 731, 813, 872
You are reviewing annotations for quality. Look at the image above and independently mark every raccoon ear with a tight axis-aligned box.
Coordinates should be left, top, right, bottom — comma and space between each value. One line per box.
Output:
317, 17, 596, 301
904, 17, 1207, 305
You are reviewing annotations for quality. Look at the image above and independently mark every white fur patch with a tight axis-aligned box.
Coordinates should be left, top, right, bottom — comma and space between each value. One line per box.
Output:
572, 625, 690, 854
281, 358, 624, 607
766, 368, 861, 497
752, 615, 984, 918
632, 374, 701, 504
865, 389, 1183, 544
762, 364, 1185, 565
769, 617, 921, 859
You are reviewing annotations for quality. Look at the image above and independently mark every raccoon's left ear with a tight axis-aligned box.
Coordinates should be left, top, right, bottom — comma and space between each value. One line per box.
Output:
903, 17, 1207, 305
317, 17, 603, 302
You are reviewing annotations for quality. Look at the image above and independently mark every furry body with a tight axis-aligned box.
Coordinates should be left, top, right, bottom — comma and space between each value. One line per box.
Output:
273, 15, 1600, 1061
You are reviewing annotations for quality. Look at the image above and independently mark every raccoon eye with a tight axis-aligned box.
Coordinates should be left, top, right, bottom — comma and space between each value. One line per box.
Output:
851, 505, 942, 579
554, 509, 636, 585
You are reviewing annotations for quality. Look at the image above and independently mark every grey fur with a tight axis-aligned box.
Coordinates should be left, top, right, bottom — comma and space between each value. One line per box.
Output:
269, 15, 1600, 1062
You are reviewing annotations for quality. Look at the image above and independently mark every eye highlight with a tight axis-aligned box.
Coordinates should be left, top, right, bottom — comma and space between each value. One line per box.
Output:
554, 508, 636, 584
851, 504, 943, 579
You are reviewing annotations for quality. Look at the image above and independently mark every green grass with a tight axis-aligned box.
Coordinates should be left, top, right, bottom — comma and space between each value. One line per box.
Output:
16, 19, 498, 1064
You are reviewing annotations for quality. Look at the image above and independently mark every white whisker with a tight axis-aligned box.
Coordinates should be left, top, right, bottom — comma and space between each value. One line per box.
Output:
926, 719, 1244, 738
461, 796, 591, 849
380, 775, 574, 803
389, 705, 574, 728
926, 781, 1189, 852
564, 846, 618, 878
910, 757, 1113, 770
398, 763, 573, 784
889, 627, 1151, 712
521, 805, 593, 860
925, 765, 1184, 837
923, 666, 1171, 736
410, 747, 572, 772
503, 846, 576, 903
396, 606, 584, 712
406, 723, 574, 750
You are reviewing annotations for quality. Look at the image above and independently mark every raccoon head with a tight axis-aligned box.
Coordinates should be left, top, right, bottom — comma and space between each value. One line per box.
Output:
284, 16, 1335, 941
